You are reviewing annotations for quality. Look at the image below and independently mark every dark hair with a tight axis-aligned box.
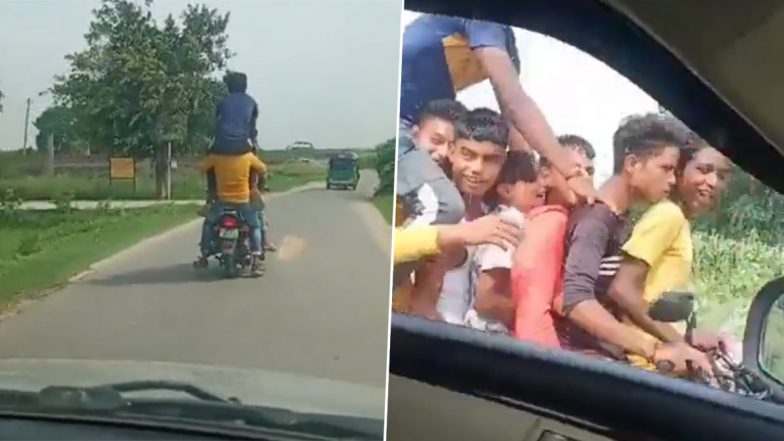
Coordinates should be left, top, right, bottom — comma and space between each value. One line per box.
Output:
497, 150, 538, 184
417, 99, 468, 125
224, 71, 248, 93
677, 132, 711, 173
612, 113, 690, 173
540, 134, 595, 168
454, 107, 508, 148
484, 151, 538, 207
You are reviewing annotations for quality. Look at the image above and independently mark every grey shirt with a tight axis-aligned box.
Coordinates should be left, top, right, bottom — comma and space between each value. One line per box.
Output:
556, 202, 631, 354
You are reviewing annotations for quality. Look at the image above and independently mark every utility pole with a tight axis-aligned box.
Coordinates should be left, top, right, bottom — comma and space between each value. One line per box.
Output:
22, 98, 31, 155
166, 140, 172, 200
45, 132, 55, 176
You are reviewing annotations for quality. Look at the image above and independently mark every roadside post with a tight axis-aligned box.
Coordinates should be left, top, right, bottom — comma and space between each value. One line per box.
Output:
159, 133, 179, 201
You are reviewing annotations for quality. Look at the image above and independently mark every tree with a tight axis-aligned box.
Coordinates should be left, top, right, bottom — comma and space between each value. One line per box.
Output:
33, 105, 84, 153
0, 89, 4, 113
184, 77, 228, 153
53, 0, 232, 198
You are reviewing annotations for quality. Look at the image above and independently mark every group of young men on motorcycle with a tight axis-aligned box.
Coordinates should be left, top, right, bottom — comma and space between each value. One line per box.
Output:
193, 71, 276, 277
392, 14, 737, 378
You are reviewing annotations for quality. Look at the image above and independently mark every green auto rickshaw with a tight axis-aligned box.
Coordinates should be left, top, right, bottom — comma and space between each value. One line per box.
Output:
326, 152, 360, 190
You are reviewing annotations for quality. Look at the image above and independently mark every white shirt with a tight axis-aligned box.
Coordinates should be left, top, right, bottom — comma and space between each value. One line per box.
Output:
465, 205, 525, 334
437, 217, 476, 325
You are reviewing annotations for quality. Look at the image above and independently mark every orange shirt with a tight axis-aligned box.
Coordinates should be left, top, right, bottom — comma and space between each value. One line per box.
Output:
512, 205, 569, 349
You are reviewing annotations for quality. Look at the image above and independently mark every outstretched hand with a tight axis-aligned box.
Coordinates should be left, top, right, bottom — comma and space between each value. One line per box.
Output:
438, 214, 524, 251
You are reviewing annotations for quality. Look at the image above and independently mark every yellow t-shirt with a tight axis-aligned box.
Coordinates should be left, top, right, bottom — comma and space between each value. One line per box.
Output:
621, 200, 693, 370
623, 200, 693, 304
198, 153, 267, 204
393, 197, 414, 313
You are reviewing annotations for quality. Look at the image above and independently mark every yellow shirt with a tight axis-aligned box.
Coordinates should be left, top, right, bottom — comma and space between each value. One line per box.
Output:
394, 226, 440, 264
198, 153, 267, 204
393, 197, 414, 313
621, 200, 693, 370
623, 200, 693, 304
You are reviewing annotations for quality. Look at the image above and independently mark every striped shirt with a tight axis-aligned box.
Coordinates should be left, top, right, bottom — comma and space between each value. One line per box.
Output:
555, 202, 631, 355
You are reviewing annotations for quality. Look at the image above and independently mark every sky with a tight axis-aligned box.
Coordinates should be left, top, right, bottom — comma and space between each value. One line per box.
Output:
401, 11, 661, 185
0, 0, 402, 151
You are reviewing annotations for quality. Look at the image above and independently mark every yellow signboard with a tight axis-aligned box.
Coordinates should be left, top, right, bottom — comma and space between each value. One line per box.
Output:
109, 157, 135, 179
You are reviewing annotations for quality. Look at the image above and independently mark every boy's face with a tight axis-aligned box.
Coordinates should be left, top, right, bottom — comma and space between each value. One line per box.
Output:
412, 116, 455, 164
449, 138, 506, 197
677, 146, 732, 215
626, 146, 679, 203
541, 147, 594, 207
497, 177, 546, 213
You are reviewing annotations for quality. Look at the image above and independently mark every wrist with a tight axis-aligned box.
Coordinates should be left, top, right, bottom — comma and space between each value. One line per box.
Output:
640, 333, 662, 360
436, 224, 464, 250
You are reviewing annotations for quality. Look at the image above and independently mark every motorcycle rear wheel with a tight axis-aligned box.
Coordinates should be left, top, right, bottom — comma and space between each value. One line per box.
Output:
221, 254, 239, 278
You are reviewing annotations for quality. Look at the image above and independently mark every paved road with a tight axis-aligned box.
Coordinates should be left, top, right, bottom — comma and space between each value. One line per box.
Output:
0, 173, 391, 389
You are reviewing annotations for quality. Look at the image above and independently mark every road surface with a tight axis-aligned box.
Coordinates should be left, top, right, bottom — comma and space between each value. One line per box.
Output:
0, 173, 391, 389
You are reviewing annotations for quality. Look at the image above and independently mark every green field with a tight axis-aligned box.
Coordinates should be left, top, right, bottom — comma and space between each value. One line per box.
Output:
0, 148, 382, 201
0, 162, 326, 201
0, 205, 198, 308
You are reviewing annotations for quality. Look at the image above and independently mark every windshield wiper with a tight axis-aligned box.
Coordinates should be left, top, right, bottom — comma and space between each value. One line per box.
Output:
0, 382, 382, 440
92, 380, 240, 403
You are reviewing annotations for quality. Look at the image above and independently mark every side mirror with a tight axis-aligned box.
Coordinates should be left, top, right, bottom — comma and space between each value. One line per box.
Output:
649, 291, 695, 323
649, 291, 698, 345
743, 276, 784, 403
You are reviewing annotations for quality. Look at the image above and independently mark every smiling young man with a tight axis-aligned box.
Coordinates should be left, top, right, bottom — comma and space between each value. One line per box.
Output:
609, 134, 734, 370
411, 99, 468, 165
392, 103, 523, 315
414, 108, 510, 323
557, 113, 711, 375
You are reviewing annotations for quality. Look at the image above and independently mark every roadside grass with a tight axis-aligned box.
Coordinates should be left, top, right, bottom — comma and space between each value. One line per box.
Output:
0, 162, 326, 201
372, 193, 393, 224
0, 205, 198, 308
695, 230, 784, 339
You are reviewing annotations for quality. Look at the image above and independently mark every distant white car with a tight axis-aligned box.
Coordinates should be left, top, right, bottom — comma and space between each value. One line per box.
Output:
286, 141, 315, 150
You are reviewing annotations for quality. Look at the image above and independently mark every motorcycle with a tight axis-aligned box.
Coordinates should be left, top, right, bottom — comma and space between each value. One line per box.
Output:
649, 291, 772, 400
211, 208, 253, 278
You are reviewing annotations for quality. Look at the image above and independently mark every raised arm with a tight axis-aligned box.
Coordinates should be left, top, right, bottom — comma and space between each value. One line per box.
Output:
466, 21, 594, 203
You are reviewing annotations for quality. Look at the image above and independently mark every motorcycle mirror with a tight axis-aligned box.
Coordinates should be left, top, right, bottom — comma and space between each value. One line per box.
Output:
742, 277, 784, 404
649, 291, 695, 323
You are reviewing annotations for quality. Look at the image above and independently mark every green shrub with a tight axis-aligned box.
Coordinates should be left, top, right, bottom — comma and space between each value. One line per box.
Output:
692, 172, 784, 338
16, 234, 42, 257
374, 138, 395, 196
0, 189, 21, 215
52, 191, 76, 213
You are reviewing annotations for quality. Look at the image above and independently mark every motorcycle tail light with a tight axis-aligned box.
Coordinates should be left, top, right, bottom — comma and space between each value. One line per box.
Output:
221, 216, 238, 228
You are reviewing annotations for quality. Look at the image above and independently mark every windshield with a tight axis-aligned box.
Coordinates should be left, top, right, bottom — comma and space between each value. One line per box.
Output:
331, 158, 356, 168
0, 0, 398, 437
